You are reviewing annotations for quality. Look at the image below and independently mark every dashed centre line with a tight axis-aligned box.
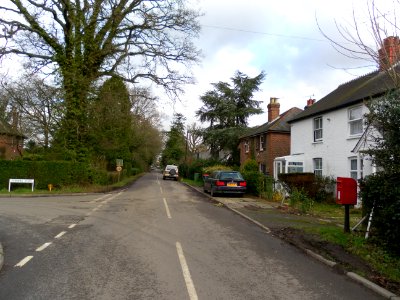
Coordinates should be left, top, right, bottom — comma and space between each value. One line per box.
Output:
15, 256, 33, 267
36, 242, 52, 252
54, 231, 66, 239
176, 242, 198, 300
13, 190, 124, 269
163, 198, 172, 219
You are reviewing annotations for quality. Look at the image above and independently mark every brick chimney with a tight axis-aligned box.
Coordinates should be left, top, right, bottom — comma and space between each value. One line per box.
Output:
12, 107, 18, 130
267, 97, 280, 122
378, 36, 400, 71
304, 98, 315, 109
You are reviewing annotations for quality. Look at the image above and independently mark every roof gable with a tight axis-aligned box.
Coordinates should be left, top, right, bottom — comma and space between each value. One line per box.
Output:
0, 119, 25, 137
241, 107, 303, 139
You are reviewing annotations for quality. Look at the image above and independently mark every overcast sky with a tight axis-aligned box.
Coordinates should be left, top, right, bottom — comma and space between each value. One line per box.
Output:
0, 0, 394, 130
159, 0, 393, 128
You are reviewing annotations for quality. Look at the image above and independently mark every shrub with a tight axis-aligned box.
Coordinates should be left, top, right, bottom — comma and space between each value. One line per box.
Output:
203, 164, 232, 174
279, 173, 335, 203
360, 172, 400, 254
279, 173, 315, 194
289, 188, 314, 213
240, 159, 273, 199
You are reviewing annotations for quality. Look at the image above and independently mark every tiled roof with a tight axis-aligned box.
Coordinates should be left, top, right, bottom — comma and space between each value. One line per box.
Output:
240, 107, 303, 138
289, 66, 400, 123
0, 119, 25, 137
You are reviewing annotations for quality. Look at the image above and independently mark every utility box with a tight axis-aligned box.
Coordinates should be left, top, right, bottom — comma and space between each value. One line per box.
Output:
336, 177, 357, 205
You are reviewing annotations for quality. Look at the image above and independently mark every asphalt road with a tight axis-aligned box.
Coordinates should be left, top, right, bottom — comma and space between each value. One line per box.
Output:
0, 172, 384, 299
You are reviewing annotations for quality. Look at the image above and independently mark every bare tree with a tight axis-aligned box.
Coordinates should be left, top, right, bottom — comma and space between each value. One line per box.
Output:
318, 0, 400, 84
186, 122, 203, 155
0, 74, 63, 148
0, 0, 201, 156
129, 86, 162, 127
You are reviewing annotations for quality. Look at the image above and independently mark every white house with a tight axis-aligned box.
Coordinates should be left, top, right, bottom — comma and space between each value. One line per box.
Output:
274, 36, 400, 183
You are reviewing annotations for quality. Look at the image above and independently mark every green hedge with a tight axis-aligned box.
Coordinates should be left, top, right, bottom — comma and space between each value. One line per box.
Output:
278, 173, 336, 203
0, 160, 91, 189
360, 172, 400, 254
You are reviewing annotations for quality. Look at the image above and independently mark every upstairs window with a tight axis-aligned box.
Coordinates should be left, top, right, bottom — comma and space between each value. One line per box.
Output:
244, 140, 249, 153
313, 158, 322, 177
313, 117, 323, 142
349, 106, 363, 136
259, 135, 265, 151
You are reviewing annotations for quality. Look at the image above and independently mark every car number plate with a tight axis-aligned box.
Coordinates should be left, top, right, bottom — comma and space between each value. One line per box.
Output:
227, 182, 237, 187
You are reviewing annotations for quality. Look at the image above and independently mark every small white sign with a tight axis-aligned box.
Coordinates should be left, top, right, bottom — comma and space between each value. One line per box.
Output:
9, 179, 35, 192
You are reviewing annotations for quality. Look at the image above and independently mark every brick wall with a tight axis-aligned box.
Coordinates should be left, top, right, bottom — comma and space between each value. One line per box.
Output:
0, 134, 24, 159
265, 132, 290, 175
239, 132, 290, 175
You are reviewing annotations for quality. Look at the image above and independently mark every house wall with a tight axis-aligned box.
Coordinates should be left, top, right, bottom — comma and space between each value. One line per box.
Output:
290, 104, 373, 179
239, 131, 291, 175
0, 134, 23, 159
239, 135, 268, 171
266, 132, 290, 175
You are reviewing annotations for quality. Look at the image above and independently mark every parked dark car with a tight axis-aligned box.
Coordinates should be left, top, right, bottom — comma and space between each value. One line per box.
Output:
203, 170, 247, 197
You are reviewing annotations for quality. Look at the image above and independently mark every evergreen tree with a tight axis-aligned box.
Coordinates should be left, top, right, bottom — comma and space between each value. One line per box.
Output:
88, 77, 133, 168
196, 71, 265, 162
161, 113, 186, 166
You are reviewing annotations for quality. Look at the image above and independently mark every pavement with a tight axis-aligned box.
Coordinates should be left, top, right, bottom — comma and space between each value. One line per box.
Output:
185, 183, 400, 300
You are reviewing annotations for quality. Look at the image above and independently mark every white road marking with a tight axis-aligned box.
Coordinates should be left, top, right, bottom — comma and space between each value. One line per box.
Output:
15, 256, 33, 267
176, 242, 198, 300
68, 224, 77, 229
160, 186, 163, 194
54, 231, 66, 239
89, 194, 109, 203
36, 242, 52, 252
163, 198, 172, 219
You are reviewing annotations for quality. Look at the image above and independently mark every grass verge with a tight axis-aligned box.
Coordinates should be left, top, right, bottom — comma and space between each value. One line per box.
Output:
0, 173, 144, 194
304, 225, 400, 283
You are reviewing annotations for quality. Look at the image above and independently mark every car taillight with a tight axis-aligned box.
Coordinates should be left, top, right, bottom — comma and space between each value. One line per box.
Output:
216, 180, 225, 186
239, 181, 247, 187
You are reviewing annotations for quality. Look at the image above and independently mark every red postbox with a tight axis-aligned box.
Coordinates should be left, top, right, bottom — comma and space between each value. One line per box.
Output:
336, 177, 357, 205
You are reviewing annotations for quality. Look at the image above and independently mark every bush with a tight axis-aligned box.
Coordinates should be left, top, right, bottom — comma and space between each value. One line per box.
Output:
360, 172, 400, 254
289, 188, 314, 213
279, 173, 335, 203
0, 160, 134, 189
279, 173, 315, 194
203, 164, 232, 174
236, 159, 275, 197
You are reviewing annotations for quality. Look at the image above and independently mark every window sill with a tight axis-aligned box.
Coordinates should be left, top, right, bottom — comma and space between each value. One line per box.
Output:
312, 140, 323, 144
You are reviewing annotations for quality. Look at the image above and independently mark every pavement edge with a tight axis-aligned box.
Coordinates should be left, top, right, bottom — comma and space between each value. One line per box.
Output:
183, 182, 400, 299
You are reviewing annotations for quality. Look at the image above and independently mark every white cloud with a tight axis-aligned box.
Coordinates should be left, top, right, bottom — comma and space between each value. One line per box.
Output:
162, 0, 391, 129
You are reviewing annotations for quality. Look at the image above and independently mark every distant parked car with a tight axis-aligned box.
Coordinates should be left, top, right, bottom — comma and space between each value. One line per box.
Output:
163, 165, 179, 180
203, 170, 246, 197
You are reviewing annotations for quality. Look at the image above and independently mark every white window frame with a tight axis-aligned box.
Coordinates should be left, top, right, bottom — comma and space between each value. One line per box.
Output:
287, 161, 304, 173
349, 157, 358, 180
313, 116, 323, 142
244, 140, 249, 153
259, 135, 265, 151
313, 158, 322, 177
349, 156, 364, 180
348, 106, 363, 136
